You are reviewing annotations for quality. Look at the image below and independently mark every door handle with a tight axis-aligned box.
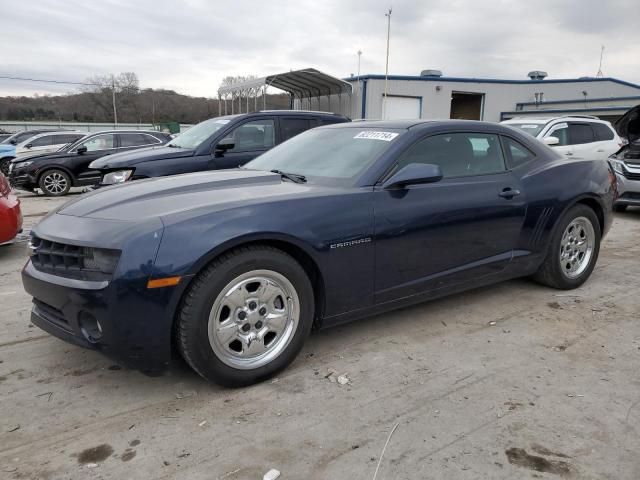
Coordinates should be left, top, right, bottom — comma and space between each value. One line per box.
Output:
499, 188, 521, 199
565, 152, 573, 156
596, 149, 605, 152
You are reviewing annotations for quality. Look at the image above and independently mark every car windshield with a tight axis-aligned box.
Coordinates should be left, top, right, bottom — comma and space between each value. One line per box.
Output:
504, 122, 546, 137
245, 127, 403, 184
167, 117, 234, 149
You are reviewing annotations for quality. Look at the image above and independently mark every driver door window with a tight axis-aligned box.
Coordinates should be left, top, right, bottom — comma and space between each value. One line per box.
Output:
225, 119, 275, 153
80, 134, 116, 152
394, 132, 506, 178
547, 125, 569, 146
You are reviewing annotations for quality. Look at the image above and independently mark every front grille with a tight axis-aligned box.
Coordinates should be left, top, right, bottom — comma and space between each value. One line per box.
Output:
29, 235, 114, 281
622, 167, 640, 181
33, 299, 72, 332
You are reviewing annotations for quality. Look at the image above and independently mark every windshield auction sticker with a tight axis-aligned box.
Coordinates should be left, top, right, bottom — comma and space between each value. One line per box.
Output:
354, 131, 399, 141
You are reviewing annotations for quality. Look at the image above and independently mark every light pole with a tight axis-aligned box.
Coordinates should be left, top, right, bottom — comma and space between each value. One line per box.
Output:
356, 50, 362, 96
383, 8, 392, 120
111, 75, 118, 127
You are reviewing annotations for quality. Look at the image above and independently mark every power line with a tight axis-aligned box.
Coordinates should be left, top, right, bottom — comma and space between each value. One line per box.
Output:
0, 75, 100, 86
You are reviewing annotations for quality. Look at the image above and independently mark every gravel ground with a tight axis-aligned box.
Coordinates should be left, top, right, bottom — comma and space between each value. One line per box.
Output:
1, 192, 639, 480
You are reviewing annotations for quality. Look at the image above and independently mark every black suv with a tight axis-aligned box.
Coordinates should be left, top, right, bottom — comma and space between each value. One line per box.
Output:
89, 111, 350, 186
9, 130, 172, 196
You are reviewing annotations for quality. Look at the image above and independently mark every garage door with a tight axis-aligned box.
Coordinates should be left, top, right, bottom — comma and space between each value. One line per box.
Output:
383, 96, 421, 120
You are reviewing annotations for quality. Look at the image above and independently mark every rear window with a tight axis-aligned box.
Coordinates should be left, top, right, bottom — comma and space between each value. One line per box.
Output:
592, 123, 615, 141
502, 136, 536, 168
569, 123, 595, 144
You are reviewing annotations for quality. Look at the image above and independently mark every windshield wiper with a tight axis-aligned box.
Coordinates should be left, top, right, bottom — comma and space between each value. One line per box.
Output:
270, 169, 306, 183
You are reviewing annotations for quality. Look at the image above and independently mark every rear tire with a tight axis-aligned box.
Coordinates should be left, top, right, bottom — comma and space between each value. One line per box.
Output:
614, 204, 627, 213
533, 204, 601, 290
38, 169, 71, 196
176, 245, 314, 387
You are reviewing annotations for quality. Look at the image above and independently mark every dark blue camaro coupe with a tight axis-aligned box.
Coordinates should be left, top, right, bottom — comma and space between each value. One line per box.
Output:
22, 120, 616, 386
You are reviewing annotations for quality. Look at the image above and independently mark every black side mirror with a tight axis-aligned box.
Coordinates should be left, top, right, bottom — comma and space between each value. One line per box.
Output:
25, 143, 32, 149
213, 137, 235, 156
77, 146, 88, 155
382, 163, 443, 190
10, 140, 17, 145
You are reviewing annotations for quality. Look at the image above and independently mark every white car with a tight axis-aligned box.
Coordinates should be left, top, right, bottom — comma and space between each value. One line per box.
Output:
14, 131, 85, 160
501, 116, 623, 161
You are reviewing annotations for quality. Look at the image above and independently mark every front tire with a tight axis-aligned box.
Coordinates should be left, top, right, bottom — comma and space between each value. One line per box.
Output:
39, 169, 71, 196
177, 246, 314, 387
533, 204, 601, 289
0, 158, 12, 176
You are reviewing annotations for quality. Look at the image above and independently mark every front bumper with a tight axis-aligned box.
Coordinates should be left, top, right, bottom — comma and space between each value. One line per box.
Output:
0, 192, 22, 244
22, 261, 175, 373
9, 172, 36, 191
614, 169, 640, 207
21, 213, 175, 373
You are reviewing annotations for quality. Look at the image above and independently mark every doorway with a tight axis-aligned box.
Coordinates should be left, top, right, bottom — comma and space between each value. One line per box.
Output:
450, 92, 484, 120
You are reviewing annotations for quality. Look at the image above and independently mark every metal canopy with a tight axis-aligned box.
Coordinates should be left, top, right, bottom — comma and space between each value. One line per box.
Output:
218, 68, 352, 99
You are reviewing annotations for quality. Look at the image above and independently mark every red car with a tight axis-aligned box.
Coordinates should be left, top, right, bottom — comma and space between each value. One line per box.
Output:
0, 173, 22, 245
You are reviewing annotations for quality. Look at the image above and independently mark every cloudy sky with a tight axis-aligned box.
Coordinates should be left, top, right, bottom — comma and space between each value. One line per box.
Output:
2, 0, 639, 97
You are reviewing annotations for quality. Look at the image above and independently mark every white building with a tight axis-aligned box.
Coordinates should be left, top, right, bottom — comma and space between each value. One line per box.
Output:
344, 71, 640, 122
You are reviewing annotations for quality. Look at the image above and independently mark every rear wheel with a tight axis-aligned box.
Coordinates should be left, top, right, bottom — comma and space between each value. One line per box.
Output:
614, 204, 627, 213
39, 169, 71, 196
533, 204, 601, 289
177, 246, 314, 387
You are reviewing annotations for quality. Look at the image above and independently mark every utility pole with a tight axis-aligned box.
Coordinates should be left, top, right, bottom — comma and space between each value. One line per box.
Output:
383, 8, 392, 120
111, 75, 118, 127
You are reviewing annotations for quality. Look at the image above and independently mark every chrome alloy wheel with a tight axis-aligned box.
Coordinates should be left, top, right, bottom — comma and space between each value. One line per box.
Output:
43, 172, 68, 194
208, 270, 300, 369
559, 216, 595, 279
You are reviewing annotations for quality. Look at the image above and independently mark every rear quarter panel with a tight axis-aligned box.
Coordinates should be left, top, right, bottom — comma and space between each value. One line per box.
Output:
513, 155, 614, 271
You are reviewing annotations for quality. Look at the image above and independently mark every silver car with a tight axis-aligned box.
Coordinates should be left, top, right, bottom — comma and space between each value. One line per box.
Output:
610, 105, 640, 212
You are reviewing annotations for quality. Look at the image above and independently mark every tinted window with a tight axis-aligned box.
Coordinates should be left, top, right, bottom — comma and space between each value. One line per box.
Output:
80, 134, 116, 152
592, 122, 614, 141
569, 123, 595, 144
226, 119, 275, 152
502, 136, 536, 168
546, 124, 569, 146
30, 136, 53, 147
395, 132, 506, 178
53, 134, 83, 145
119, 133, 158, 147
281, 118, 311, 142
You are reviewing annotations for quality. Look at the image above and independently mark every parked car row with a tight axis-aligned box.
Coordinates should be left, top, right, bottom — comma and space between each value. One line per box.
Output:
9, 130, 172, 196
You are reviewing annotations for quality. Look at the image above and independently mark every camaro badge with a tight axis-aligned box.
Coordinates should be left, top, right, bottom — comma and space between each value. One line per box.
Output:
330, 237, 372, 249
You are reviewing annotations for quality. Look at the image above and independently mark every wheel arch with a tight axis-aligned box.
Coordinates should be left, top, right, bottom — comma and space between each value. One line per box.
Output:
36, 165, 77, 186
173, 234, 327, 330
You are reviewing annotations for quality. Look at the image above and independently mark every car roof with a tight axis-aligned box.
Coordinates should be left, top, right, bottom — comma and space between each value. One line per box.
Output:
239, 110, 349, 119
19, 130, 84, 143
82, 130, 167, 135
503, 115, 608, 124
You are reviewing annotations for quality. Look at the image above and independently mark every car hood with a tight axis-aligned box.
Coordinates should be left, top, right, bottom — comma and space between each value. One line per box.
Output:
89, 145, 194, 169
614, 105, 640, 144
0, 144, 16, 156
57, 169, 319, 221
11, 151, 72, 164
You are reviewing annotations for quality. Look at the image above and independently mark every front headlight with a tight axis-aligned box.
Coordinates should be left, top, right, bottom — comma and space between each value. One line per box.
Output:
14, 161, 32, 170
102, 170, 133, 185
82, 247, 121, 274
611, 160, 624, 174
